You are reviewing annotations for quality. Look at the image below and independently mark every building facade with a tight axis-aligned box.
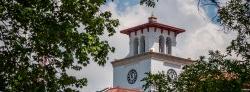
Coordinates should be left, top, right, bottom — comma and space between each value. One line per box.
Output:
110, 16, 193, 91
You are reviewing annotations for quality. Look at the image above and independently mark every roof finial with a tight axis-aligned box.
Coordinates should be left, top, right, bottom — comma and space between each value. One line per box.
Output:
151, 11, 155, 17
148, 12, 157, 23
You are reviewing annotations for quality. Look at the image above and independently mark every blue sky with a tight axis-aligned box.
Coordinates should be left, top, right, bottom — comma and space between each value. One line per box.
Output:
111, 0, 140, 12
198, 0, 220, 23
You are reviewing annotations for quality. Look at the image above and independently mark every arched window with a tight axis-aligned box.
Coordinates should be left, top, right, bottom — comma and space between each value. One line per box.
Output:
140, 36, 145, 53
134, 37, 139, 55
159, 36, 165, 53
166, 37, 172, 54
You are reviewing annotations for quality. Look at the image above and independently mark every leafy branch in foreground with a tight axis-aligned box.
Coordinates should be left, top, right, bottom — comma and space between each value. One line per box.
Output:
0, 0, 160, 91
140, 0, 159, 7
142, 51, 250, 92
0, 0, 118, 91
141, 72, 176, 92
177, 51, 250, 92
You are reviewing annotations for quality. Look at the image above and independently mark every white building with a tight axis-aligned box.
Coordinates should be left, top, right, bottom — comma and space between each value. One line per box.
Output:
109, 16, 193, 92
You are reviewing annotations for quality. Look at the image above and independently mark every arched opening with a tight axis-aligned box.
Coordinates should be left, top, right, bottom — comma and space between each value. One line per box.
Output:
140, 36, 145, 53
159, 35, 165, 53
166, 37, 172, 54
134, 37, 139, 55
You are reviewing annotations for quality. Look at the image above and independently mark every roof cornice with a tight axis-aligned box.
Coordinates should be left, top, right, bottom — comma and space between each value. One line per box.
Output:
111, 52, 193, 67
120, 22, 185, 35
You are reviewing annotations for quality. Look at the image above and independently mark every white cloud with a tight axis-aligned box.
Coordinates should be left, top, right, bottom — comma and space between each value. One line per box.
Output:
80, 0, 234, 91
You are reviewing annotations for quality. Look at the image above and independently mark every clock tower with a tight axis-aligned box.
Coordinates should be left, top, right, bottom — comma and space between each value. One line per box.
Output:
111, 16, 193, 91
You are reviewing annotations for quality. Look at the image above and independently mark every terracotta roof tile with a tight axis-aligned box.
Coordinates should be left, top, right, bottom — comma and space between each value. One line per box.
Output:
120, 22, 185, 35
106, 87, 141, 92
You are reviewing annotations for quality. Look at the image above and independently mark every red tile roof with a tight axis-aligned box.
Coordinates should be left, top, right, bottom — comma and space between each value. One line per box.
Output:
106, 87, 142, 92
120, 22, 185, 35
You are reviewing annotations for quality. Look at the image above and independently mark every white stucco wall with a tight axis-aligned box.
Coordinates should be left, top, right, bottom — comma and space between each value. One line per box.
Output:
113, 58, 151, 90
113, 57, 187, 91
150, 59, 183, 76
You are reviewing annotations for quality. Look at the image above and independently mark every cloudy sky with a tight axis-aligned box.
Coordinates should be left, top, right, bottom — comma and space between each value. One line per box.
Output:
77, 0, 234, 91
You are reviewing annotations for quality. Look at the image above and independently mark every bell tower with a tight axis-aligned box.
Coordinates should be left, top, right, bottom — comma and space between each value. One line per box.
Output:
111, 16, 193, 91
121, 15, 184, 57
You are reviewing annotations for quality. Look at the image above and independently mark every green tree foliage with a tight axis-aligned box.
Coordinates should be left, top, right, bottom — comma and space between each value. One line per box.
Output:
0, 0, 120, 91
140, 0, 159, 7
142, 51, 250, 92
141, 72, 175, 92
219, 0, 250, 60
0, 0, 158, 91
142, 0, 250, 92
177, 51, 250, 92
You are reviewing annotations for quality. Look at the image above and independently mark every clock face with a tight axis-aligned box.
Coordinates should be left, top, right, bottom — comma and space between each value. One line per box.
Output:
127, 69, 137, 84
167, 69, 177, 80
